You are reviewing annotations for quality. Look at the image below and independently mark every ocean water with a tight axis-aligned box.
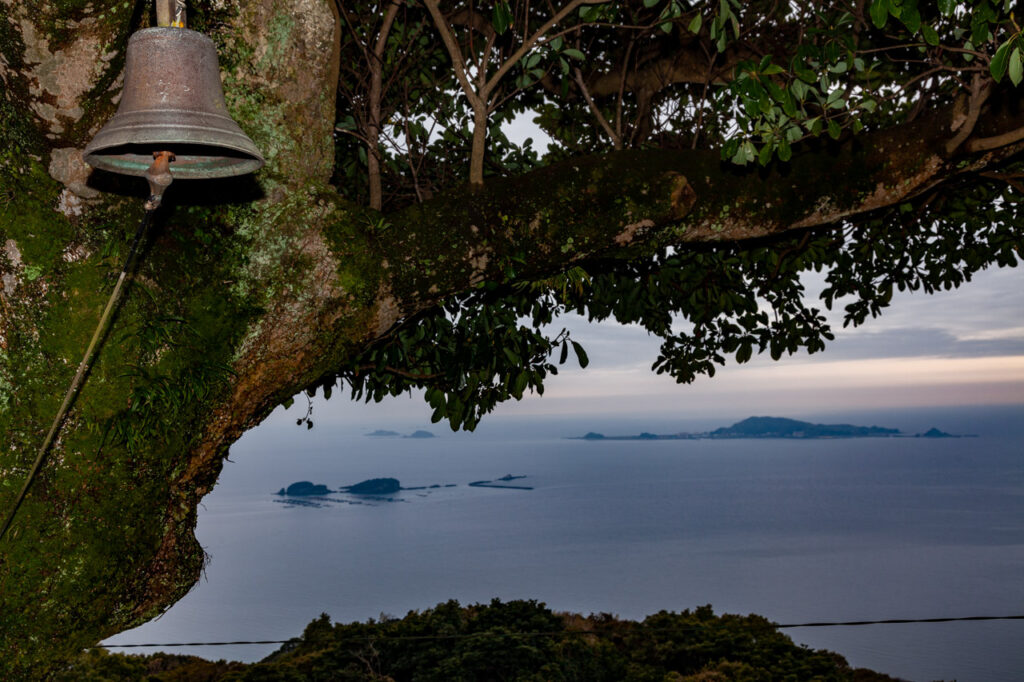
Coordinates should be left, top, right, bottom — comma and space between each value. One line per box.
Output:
103, 405, 1024, 682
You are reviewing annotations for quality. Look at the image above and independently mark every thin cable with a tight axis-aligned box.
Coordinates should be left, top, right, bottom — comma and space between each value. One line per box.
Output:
0, 207, 155, 545
96, 614, 1024, 648
777, 614, 1024, 628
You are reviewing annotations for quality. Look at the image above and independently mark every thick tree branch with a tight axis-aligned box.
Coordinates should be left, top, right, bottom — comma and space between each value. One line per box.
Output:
966, 123, 1024, 152
582, 42, 753, 97
370, 89, 1024, 329
423, 0, 489, 183
945, 74, 992, 155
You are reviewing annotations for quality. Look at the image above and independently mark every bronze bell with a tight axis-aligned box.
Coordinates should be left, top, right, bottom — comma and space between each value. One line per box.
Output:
84, 27, 264, 179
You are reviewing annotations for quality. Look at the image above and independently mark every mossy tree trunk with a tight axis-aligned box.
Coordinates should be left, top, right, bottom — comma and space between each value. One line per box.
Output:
1, 0, 1023, 675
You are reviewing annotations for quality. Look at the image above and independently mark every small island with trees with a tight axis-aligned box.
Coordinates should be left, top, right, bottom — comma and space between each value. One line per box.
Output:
276, 481, 333, 497
572, 416, 968, 441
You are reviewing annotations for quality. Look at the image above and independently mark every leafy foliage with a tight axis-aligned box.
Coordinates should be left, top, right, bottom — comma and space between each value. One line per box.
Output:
302, 1, 1024, 431
305, 166, 1022, 430
63, 600, 901, 681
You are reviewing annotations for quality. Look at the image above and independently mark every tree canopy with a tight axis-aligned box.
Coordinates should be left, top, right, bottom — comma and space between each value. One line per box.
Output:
0, 0, 1022, 675
59, 600, 900, 681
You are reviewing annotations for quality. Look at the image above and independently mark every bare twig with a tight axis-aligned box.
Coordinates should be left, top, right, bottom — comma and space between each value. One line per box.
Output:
574, 67, 621, 148
979, 170, 1024, 195
367, 0, 402, 210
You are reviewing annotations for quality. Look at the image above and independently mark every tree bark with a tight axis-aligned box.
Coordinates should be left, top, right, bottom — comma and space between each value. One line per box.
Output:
1, 0, 1023, 675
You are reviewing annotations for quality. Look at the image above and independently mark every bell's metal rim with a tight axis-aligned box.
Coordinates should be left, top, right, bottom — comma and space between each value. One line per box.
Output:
84, 151, 265, 179
84, 110, 266, 173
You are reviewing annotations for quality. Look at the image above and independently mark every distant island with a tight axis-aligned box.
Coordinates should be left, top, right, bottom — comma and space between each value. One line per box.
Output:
712, 416, 899, 438
915, 427, 966, 438
366, 429, 436, 438
571, 416, 968, 440
468, 474, 532, 490
342, 477, 402, 495
277, 481, 333, 496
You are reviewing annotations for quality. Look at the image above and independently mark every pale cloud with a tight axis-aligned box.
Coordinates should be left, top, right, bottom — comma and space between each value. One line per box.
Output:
511, 353, 1024, 417
955, 325, 1024, 342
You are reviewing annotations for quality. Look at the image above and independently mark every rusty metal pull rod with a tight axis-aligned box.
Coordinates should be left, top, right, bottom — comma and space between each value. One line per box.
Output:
0, 152, 174, 545
156, 0, 187, 28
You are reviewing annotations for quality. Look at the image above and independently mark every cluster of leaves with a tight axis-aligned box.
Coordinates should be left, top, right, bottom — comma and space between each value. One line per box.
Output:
989, 12, 1024, 84
316, 167, 1022, 431
54, 650, 244, 681
724, 1, 1020, 166
303, 278, 589, 432
63, 600, 899, 681
304, 1, 1024, 432
329, 1, 1021, 197
587, 170, 1020, 378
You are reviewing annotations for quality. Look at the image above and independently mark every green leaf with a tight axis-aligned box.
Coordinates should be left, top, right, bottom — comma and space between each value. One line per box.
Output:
562, 48, 585, 60
1010, 47, 1023, 86
492, 2, 513, 35
570, 341, 589, 368
743, 140, 756, 163
922, 24, 939, 47
827, 119, 842, 140
513, 371, 529, 397
777, 137, 792, 162
688, 13, 702, 34
991, 40, 1012, 81
869, 0, 888, 29
736, 341, 752, 364
900, 7, 921, 35
938, 0, 954, 15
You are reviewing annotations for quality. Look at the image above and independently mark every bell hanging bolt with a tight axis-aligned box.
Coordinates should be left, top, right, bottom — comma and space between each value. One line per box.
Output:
144, 151, 175, 210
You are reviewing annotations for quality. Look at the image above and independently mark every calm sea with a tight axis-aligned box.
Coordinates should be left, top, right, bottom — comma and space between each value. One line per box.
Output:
103, 405, 1024, 682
